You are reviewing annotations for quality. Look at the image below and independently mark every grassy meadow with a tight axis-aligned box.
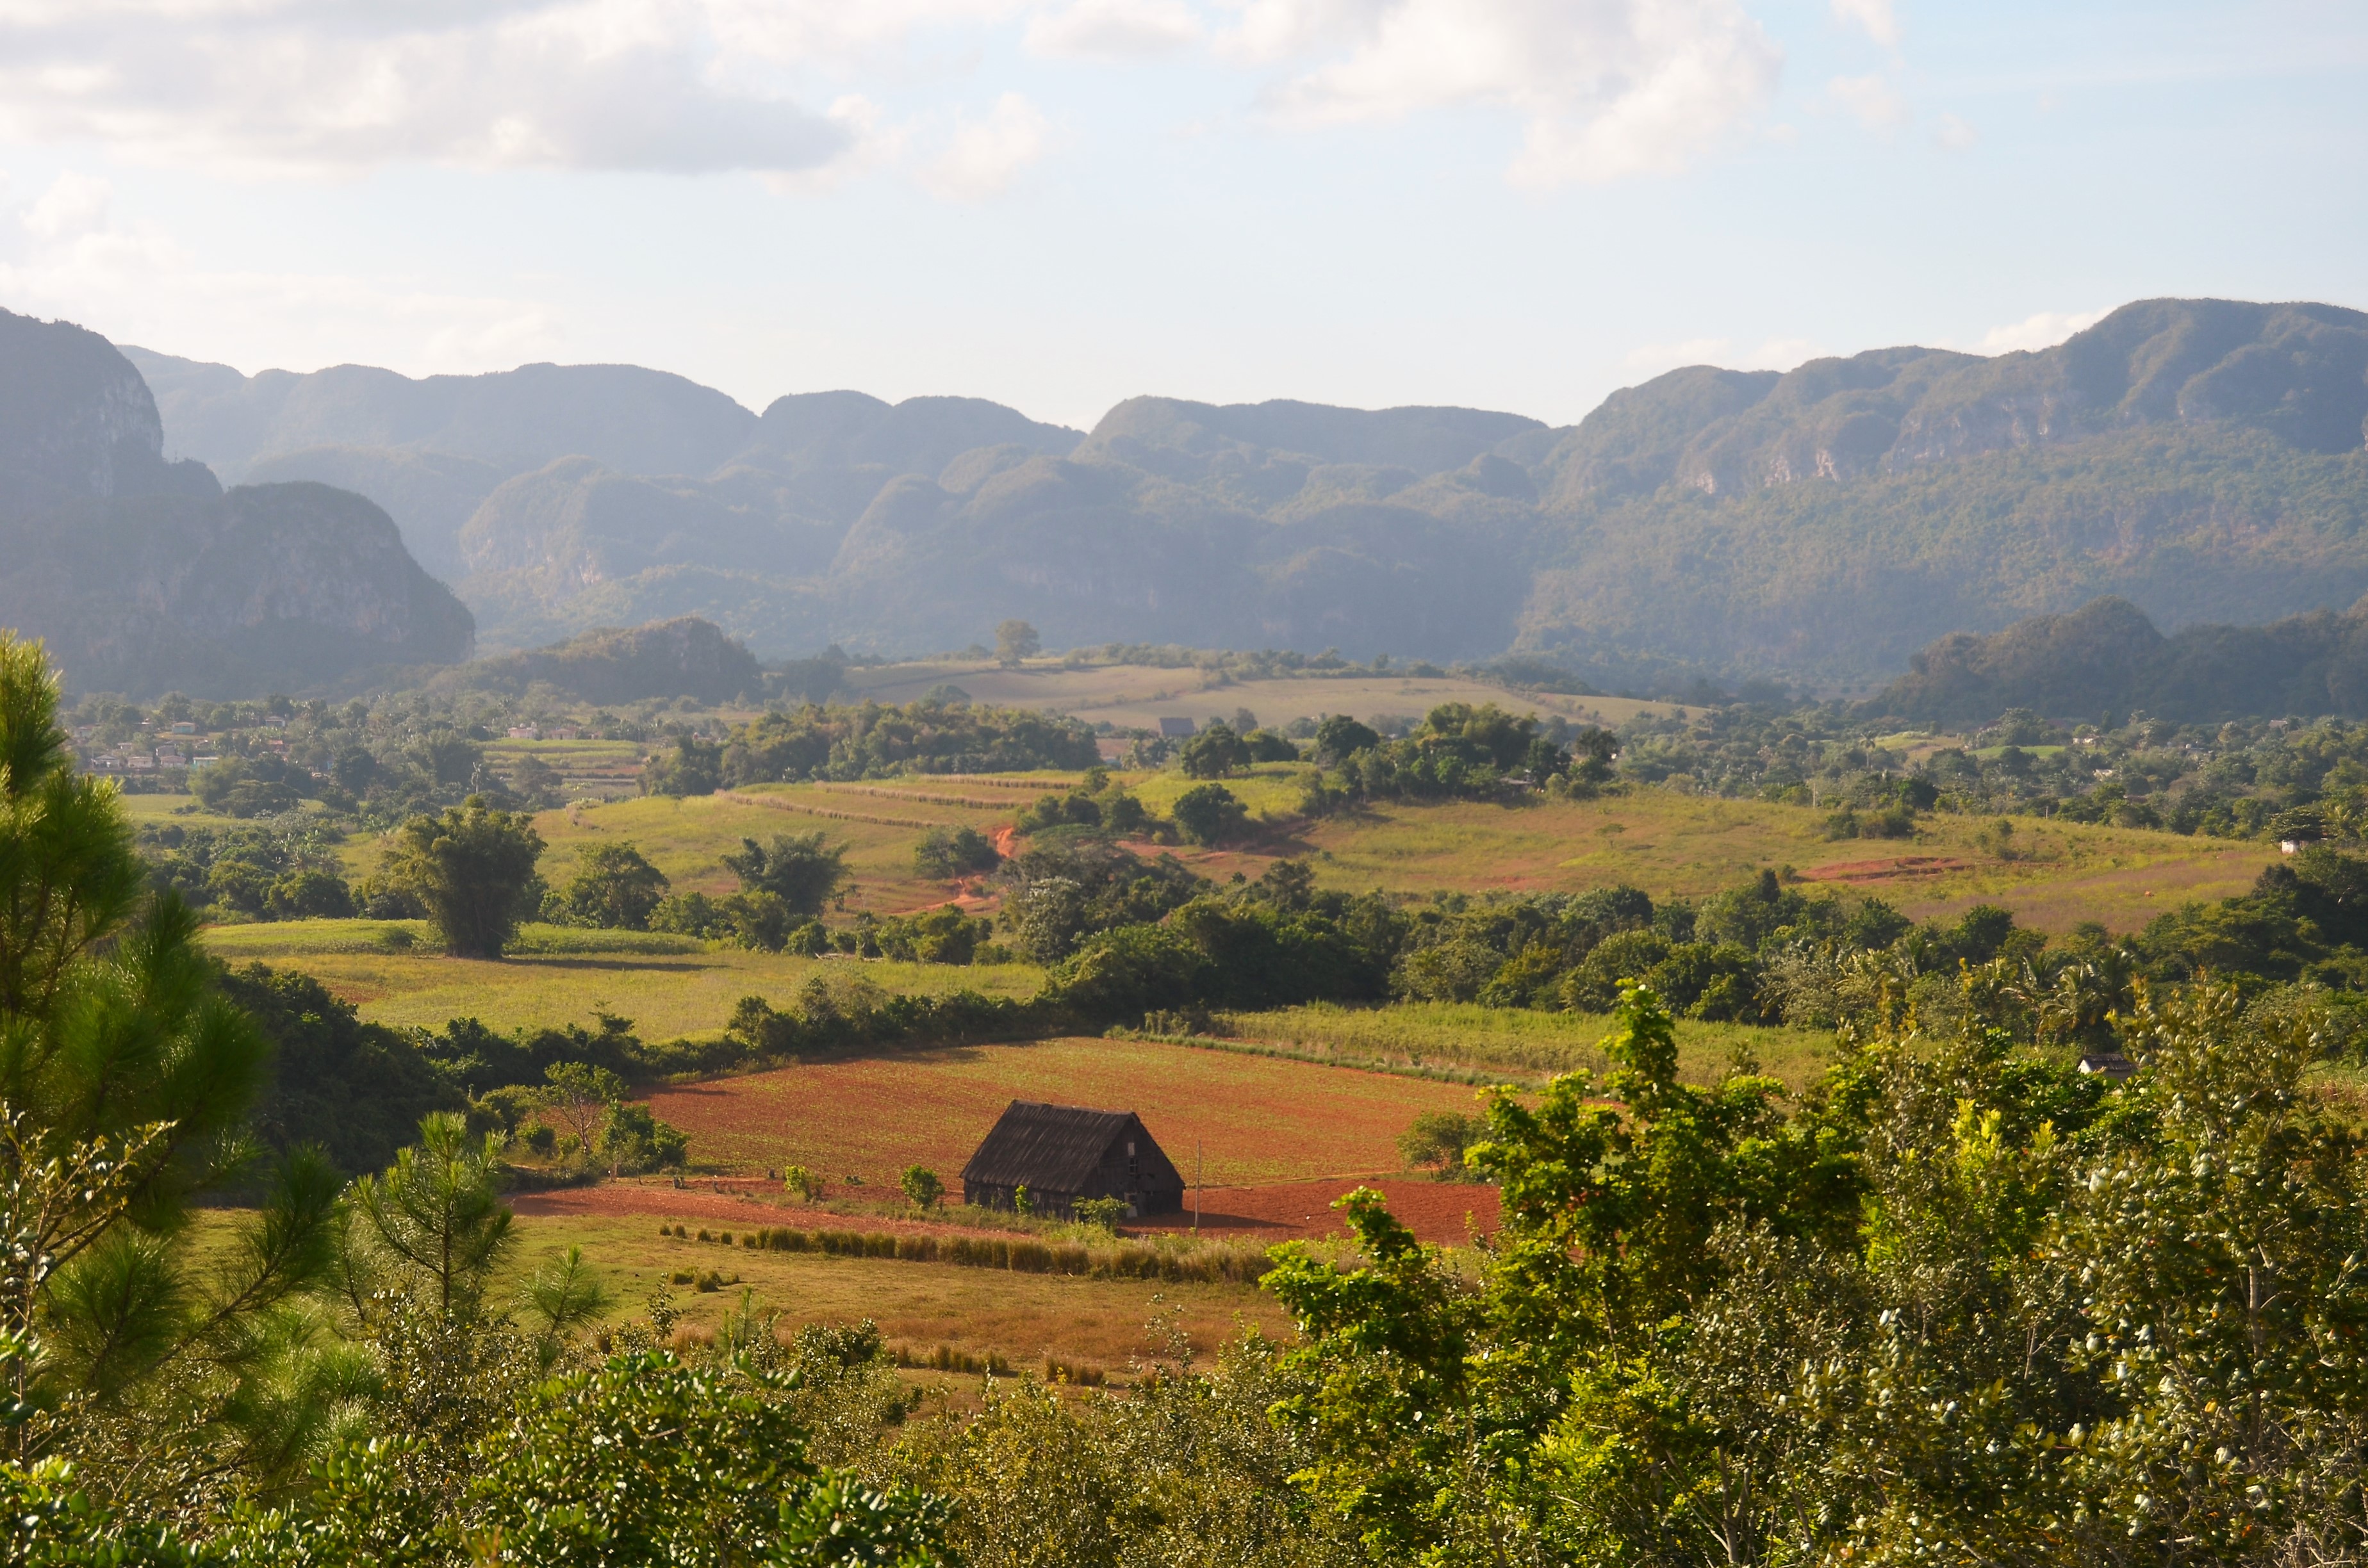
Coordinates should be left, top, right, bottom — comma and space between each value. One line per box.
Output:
714, 771, 2274, 935
201, 920, 1044, 1037
222, 766, 2276, 1044
838, 657, 1679, 732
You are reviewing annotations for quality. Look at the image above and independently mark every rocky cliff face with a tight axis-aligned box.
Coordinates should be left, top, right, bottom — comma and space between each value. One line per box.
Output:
0, 309, 472, 696
0, 311, 218, 503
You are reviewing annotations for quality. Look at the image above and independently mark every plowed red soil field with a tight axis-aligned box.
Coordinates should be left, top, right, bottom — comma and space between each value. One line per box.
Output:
641, 1038, 1492, 1191
515, 1173, 1498, 1247
1138, 1177, 1499, 1246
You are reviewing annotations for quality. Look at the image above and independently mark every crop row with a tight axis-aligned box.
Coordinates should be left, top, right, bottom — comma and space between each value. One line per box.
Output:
660, 1220, 1271, 1284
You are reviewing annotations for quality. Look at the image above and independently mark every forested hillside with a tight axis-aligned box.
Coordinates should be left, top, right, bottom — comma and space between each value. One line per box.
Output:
107, 296, 2368, 689
1873, 594, 2368, 723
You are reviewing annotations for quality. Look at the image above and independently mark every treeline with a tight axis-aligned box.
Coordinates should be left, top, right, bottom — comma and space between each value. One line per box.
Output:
1875, 592, 2368, 724
644, 695, 1101, 794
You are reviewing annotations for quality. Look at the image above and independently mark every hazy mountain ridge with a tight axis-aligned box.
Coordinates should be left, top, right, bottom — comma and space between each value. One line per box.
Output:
0, 310, 472, 696
118, 297, 2368, 685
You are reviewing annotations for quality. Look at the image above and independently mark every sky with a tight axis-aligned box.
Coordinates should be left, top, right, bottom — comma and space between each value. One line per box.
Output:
0, 0, 2362, 432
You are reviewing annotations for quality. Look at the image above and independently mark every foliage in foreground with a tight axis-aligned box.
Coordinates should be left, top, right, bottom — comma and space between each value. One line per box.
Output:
1267, 981, 2368, 1566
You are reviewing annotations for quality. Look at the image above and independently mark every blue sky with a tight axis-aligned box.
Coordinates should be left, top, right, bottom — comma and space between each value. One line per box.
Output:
0, 0, 2361, 430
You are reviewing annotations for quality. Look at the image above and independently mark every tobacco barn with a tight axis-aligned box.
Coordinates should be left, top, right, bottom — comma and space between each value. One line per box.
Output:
960, 1100, 1187, 1218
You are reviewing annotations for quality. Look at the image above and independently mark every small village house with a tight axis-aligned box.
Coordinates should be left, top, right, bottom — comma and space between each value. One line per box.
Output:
960, 1100, 1186, 1218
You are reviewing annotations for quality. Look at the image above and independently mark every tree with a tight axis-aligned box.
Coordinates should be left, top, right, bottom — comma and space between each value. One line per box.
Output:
722, 832, 851, 918
994, 619, 1041, 666
642, 736, 722, 797
900, 1166, 944, 1209
1180, 723, 1248, 780
384, 796, 545, 958
539, 1061, 630, 1164
0, 633, 341, 1478
1313, 714, 1381, 765
1241, 728, 1300, 763
559, 841, 671, 929
265, 866, 355, 919
914, 826, 1001, 879
1171, 784, 1248, 846
600, 1101, 688, 1175
1570, 725, 1618, 783
1395, 1110, 1482, 1179
782, 1165, 824, 1204
341, 1111, 515, 1325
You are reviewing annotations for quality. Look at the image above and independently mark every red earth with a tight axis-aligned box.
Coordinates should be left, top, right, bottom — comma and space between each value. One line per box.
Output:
638, 1038, 1486, 1191
515, 1173, 1495, 1249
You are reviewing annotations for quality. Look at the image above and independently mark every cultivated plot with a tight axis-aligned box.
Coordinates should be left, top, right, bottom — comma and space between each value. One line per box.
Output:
638, 1036, 1490, 1190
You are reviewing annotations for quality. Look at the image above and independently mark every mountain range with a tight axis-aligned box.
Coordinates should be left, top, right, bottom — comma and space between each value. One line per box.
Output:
117, 296, 2368, 691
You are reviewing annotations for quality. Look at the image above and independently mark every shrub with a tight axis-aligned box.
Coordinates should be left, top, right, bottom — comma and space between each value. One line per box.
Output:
1170, 783, 1247, 846
1072, 1196, 1127, 1234
1399, 1110, 1485, 1179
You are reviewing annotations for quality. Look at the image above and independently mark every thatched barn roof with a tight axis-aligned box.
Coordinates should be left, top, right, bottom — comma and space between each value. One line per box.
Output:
960, 1101, 1171, 1193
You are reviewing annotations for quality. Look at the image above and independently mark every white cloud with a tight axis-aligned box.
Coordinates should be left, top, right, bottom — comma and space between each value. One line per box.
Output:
1026, 0, 1204, 58
1, 169, 564, 378
923, 93, 1053, 199
1827, 72, 1909, 132
1221, 0, 1783, 185
20, 168, 113, 242
0, 0, 1056, 179
1829, 0, 1898, 49
1932, 111, 1977, 151
1977, 308, 2105, 355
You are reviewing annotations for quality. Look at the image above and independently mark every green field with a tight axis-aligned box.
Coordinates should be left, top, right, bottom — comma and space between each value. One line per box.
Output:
682, 772, 2272, 934
341, 786, 1032, 920
1209, 1001, 1836, 1093
201, 920, 1044, 1038
481, 736, 647, 799
236, 768, 2277, 1043
837, 658, 1677, 732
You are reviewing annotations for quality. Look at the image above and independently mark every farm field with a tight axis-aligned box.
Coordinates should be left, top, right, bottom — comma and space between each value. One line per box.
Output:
638, 1036, 1492, 1190
502, 1211, 1287, 1375
1210, 1002, 1836, 1093
119, 792, 311, 833
837, 657, 1678, 731
201, 920, 1044, 1037
229, 787, 2273, 1042
339, 786, 1029, 919
701, 772, 2272, 934
481, 736, 646, 799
